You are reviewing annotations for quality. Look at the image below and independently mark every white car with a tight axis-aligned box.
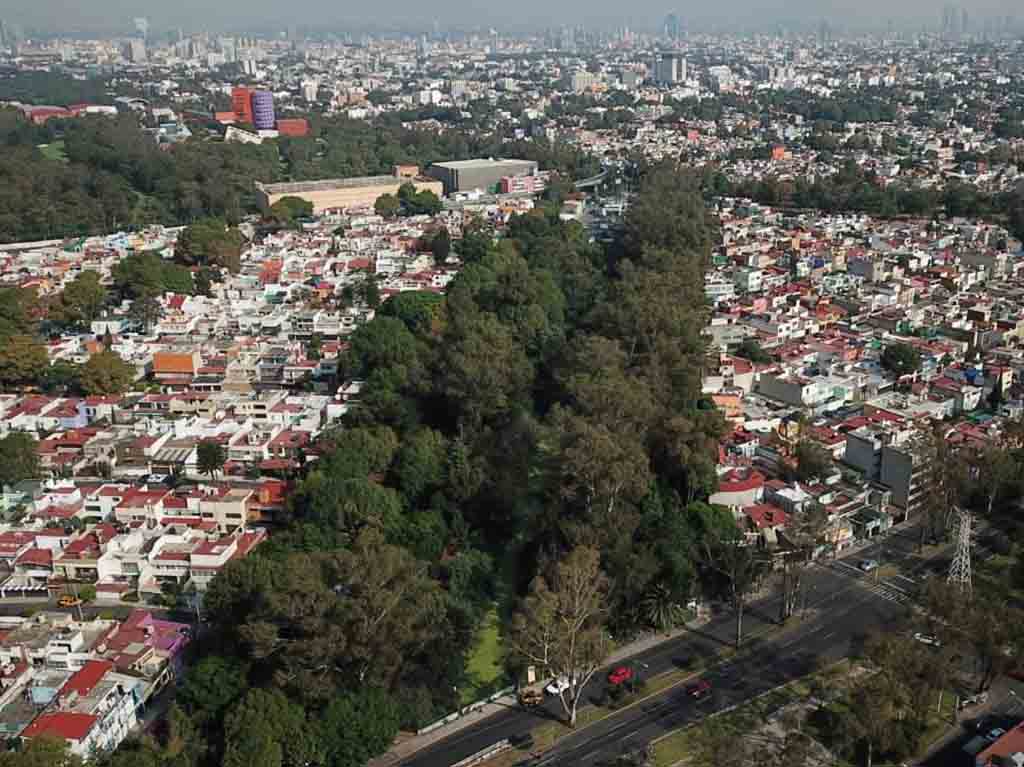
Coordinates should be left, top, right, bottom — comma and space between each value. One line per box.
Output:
859, 559, 879, 572
914, 632, 941, 647
544, 676, 571, 696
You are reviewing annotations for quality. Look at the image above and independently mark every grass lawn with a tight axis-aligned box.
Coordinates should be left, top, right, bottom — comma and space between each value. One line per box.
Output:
38, 141, 67, 162
462, 608, 505, 705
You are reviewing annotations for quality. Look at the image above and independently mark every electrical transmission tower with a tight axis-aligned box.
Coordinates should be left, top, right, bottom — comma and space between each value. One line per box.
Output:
948, 507, 972, 596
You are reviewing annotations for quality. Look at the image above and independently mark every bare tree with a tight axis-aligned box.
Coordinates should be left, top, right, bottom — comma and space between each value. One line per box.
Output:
509, 546, 611, 727
778, 502, 829, 622
702, 531, 767, 648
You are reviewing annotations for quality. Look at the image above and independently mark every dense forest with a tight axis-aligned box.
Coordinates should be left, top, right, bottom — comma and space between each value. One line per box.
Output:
34, 166, 727, 767
0, 102, 598, 243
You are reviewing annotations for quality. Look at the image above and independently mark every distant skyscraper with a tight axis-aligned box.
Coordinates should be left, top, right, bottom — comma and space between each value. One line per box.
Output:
663, 12, 681, 41
126, 39, 147, 63
0, 19, 8, 49
961, 8, 969, 36
133, 17, 149, 40
654, 52, 686, 84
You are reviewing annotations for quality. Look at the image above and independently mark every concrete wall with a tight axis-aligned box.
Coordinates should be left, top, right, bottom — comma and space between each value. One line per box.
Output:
256, 179, 443, 214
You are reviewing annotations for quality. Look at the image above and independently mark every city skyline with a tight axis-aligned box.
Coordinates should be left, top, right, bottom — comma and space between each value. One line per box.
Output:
2, 0, 1023, 37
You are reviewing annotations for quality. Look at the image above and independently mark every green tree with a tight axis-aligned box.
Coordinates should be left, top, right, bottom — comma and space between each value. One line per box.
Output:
127, 291, 164, 332
429, 226, 451, 263
0, 286, 39, 338
307, 333, 323, 361
0, 432, 40, 488
268, 196, 314, 227
509, 546, 610, 727
621, 165, 716, 264
196, 440, 226, 480
0, 736, 83, 767
793, 441, 833, 483
842, 676, 906, 767
223, 688, 319, 767
222, 729, 282, 767
640, 582, 685, 634
326, 528, 444, 686
389, 428, 447, 504
701, 527, 767, 648
176, 655, 250, 725
456, 218, 494, 263
734, 338, 772, 364
379, 291, 443, 335
78, 350, 135, 395
374, 193, 400, 219
113, 253, 192, 299
880, 343, 922, 377
175, 217, 245, 273
0, 335, 49, 389
53, 271, 107, 329
398, 183, 442, 216
318, 688, 402, 767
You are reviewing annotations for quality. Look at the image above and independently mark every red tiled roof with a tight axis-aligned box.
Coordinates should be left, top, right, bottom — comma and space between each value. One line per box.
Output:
60, 660, 113, 699
743, 504, 790, 529
15, 548, 52, 566
717, 469, 766, 493
22, 712, 97, 741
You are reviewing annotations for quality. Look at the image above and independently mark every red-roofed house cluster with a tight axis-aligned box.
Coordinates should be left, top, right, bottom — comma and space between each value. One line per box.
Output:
0, 610, 189, 756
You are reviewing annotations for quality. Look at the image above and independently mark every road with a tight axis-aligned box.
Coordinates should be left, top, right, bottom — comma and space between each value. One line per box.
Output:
400, 523, 947, 767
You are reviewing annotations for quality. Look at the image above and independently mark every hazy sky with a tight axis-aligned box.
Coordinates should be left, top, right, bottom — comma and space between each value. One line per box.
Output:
2, 0, 1022, 35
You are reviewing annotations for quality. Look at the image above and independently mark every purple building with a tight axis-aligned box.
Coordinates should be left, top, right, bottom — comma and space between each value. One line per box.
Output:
251, 90, 275, 130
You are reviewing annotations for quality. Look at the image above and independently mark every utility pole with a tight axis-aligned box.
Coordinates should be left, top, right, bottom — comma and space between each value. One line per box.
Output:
948, 507, 972, 597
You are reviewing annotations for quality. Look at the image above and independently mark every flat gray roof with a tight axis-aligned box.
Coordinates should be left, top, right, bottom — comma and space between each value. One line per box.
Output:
430, 159, 536, 170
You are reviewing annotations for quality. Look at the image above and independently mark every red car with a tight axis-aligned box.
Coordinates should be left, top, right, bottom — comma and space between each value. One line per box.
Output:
607, 666, 634, 686
687, 679, 712, 699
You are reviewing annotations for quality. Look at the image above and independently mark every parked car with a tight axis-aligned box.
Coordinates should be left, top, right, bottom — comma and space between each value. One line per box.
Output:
913, 632, 941, 647
859, 559, 879, 572
545, 676, 571, 696
987, 728, 1007, 742
608, 666, 634, 686
687, 679, 712, 699
517, 688, 544, 707
57, 595, 82, 608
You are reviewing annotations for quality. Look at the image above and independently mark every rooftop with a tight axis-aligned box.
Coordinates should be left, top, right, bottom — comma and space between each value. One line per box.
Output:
257, 175, 424, 194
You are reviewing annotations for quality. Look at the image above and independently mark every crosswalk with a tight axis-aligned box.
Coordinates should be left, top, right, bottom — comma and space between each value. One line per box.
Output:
822, 559, 914, 605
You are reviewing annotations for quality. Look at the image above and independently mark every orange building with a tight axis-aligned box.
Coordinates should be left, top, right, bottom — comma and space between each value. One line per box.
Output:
231, 87, 253, 125
152, 351, 201, 385
275, 118, 309, 137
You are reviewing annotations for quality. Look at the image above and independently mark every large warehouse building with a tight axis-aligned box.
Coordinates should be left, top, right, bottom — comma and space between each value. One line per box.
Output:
255, 167, 443, 214
426, 158, 539, 195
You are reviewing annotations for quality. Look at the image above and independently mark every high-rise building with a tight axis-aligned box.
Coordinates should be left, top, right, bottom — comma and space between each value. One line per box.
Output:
568, 70, 599, 93
251, 91, 275, 131
126, 39, 148, 63
231, 86, 254, 125
663, 12, 681, 41
302, 79, 319, 102
654, 52, 686, 84
133, 17, 149, 40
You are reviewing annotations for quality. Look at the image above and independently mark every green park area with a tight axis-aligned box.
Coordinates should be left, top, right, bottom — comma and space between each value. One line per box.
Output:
462, 608, 506, 705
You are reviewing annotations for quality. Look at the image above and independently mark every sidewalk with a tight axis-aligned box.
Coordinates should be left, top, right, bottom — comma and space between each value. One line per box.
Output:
372, 519, 929, 767
369, 622, 704, 767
